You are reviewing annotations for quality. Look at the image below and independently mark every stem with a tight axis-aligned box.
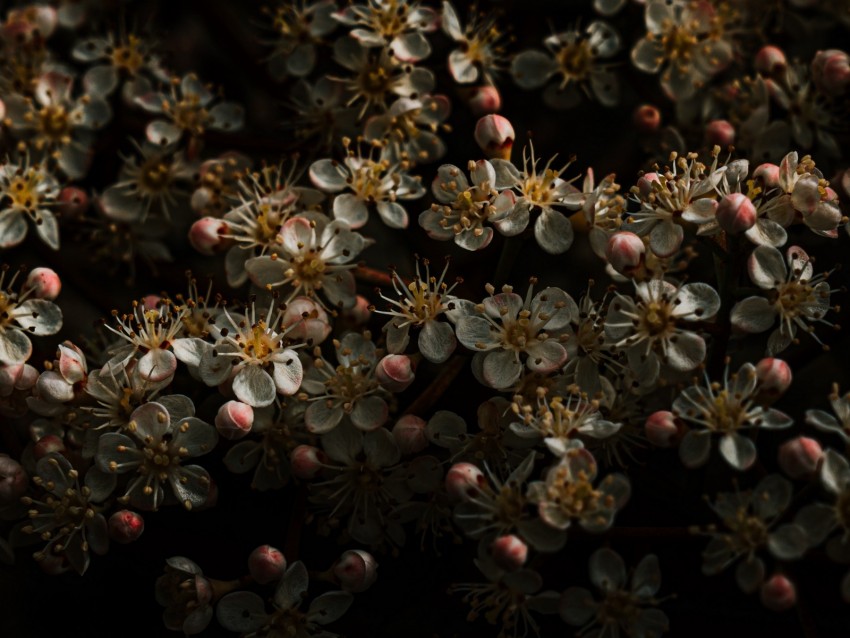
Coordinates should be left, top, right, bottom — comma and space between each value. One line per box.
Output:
493, 234, 526, 286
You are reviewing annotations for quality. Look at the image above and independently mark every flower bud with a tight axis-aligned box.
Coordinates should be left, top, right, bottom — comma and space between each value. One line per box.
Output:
283, 297, 331, 345
248, 545, 287, 584
812, 49, 850, 95
605, 232, 645, 277
290, 445, 326, 480
333, 549, 378, 593
22, 267, 62, 300
778, 437, 822, 479
17, 363, 38, 391
446, 462, 486, 501
33, 434, 65, 460
392, 415, 429, 455
754, 358, 792, 403
705, 119, 735, 147
465, 85, 501, 116
633, 104, 661, 133
754, 163, 780, 189
57, 186, 89, 220
637, 172, 660, 197
760, 574, 796, 611
108, 510, 145, 544
0, 98, 5, 122
717, 193, 757, 234
189, 217, 232, 256
215, 400, 254, 440
474, 114, 514, 160
0, 454, 27, 506
490, 535, 528, 571
142, 294, 161, 311
375, 354, 415, 392
755, 45, 787, 75
645, 411, 681, 448
345, 295, 372, 325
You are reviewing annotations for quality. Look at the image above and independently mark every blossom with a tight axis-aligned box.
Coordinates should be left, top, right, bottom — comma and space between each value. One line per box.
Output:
155, 557, 214, 635
0, 156, 60, 249
333, 0, 438, 62
454, 281, 574, 389
511, 21, 621, 108
441, 1, 507, 84
363, 95, 450, 164
730, 244, 837, 355
560, 548, 669, 638
673, 362, 794, 471
263, 0, 338, 80
0, 265, 62, 365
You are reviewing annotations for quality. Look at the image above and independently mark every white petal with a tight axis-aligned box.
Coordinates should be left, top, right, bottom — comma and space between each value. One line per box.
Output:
232, 365, 276, 408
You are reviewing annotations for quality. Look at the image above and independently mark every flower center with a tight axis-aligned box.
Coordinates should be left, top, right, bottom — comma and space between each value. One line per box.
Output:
326, 365, 375, 406
546, 468, 603, 519
597, 590, 641, 627
708, 389, 747, 432
138, 157, 174, 196
351, 160, 389, 201
291, 251, 327, 287
730, 508, 768, 549
495, 485, 526, 526
37, 104, 71, 143
660, 24, 698, 65
557, 40, 593, 81
6, 175, 40, 211
638, 300, 674, 337
167, 96, 209, 135
111, 36, 145, 74
774, 281, 815, 320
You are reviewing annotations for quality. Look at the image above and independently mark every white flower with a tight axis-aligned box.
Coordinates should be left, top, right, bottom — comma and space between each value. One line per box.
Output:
363, 95, 450, 165
264, 0, 338, 80
442, 1, 507, 84
0, 157, 61, 249
0, 266, 62, 365
333, 0, 438, 62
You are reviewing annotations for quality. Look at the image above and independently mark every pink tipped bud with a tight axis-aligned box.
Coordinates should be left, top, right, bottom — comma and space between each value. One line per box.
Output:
333, 549, 378, 593
754, 358, 792, 403
0, 454, 27, 505
490, 535, 528, 571
474, 114, 514, 160
760, 574, 796, 611
33, 434, 65, 460
637, 172, 660, 197
290, 445, 326, 480
189, 217, 232, 256
754, 163, 780, 189
466, 85, 502, 116
17, 363, 38, 391
108, 510, 145, 543
717, 193, 757, 234
22, 267, 62, 300
57, 186, 89, 219
778, 437, 823, 479
645, 411, 681, 448
248, 545, 287, 584
392, 415, 429, 455
375, 354, 415, 393
215, 400, 254, 440
705, 119, 735, 147
755, 46, 787, 75
446, 462, 486, 501
141, 295, 161, 311
633, 104, 661, 133
345, 295, 372, 325
283, 297, 331, 345
606, 232, 646, 276
812, 49, 850, 95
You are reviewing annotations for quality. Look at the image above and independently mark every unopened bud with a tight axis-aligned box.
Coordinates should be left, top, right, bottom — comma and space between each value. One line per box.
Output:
637, 172, 660, 197
474, 114, 514, 160
606, 232, 645, 276
778, 437, 822, 479
705, 119, 735, 147
57, 186, 89, 220
141, 294, 161, 311
23, 267, 62, 300
333, 549, 378, 593
754, 163, 780, 189
760, 574, 796, 611
283, 297, 331, 345
0, 454, 27, 505
33, 435, 65, 460
490, 535, 528, 571
645, 411, 681, 448
392, 415, 428, 454
215, 400, 254, 440
717, 193, 757, 234
465, 85, 501, 116
446, 462, 486, 501
345, 295, 372, 325
754, 358, 792, 403
189, 217, 232, 256
248, 545, 287, 584
108, 510, 145, 543
290, 445, 326, 480
755, 45, 787, 75
633, 104, 661, 133
375, 354, 415, 392
812, 49, 850, 95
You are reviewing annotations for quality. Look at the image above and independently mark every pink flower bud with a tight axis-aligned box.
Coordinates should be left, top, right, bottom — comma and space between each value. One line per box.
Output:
57, 186, 89, 219
375, 354, 415, 392
754, 358, 792, 403
215, 400, 254, 440
705, 119, 735, 147
754, 163, 780, 189
446, 462, 486, 501
474, 114, 514, 160
633, 104, 661, 133
248, 545, 287, 584
392, 415, 429, 454
755, 46, 787, 75
606, 232, 645, 276
812, 49, 850, 95
490, 535, 528, 571
108, 510, 145, 544
290, 445, 326, 480
466, 85, 501, 116
645, 411, 681, 448
778, 437, 822, 479
283, 297, 331, 345
17, 363, 38, 391
189, 217, 232, 256
345, 295, 372, 325
142, 294, 161, 311
637, 172, 660, 197
33, 435, 65, 460
23, 267, 62, 300
0, 454, 27, 505
760, 574, 796, 611
717, 193, 757, 234
333, 549, 378, 593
